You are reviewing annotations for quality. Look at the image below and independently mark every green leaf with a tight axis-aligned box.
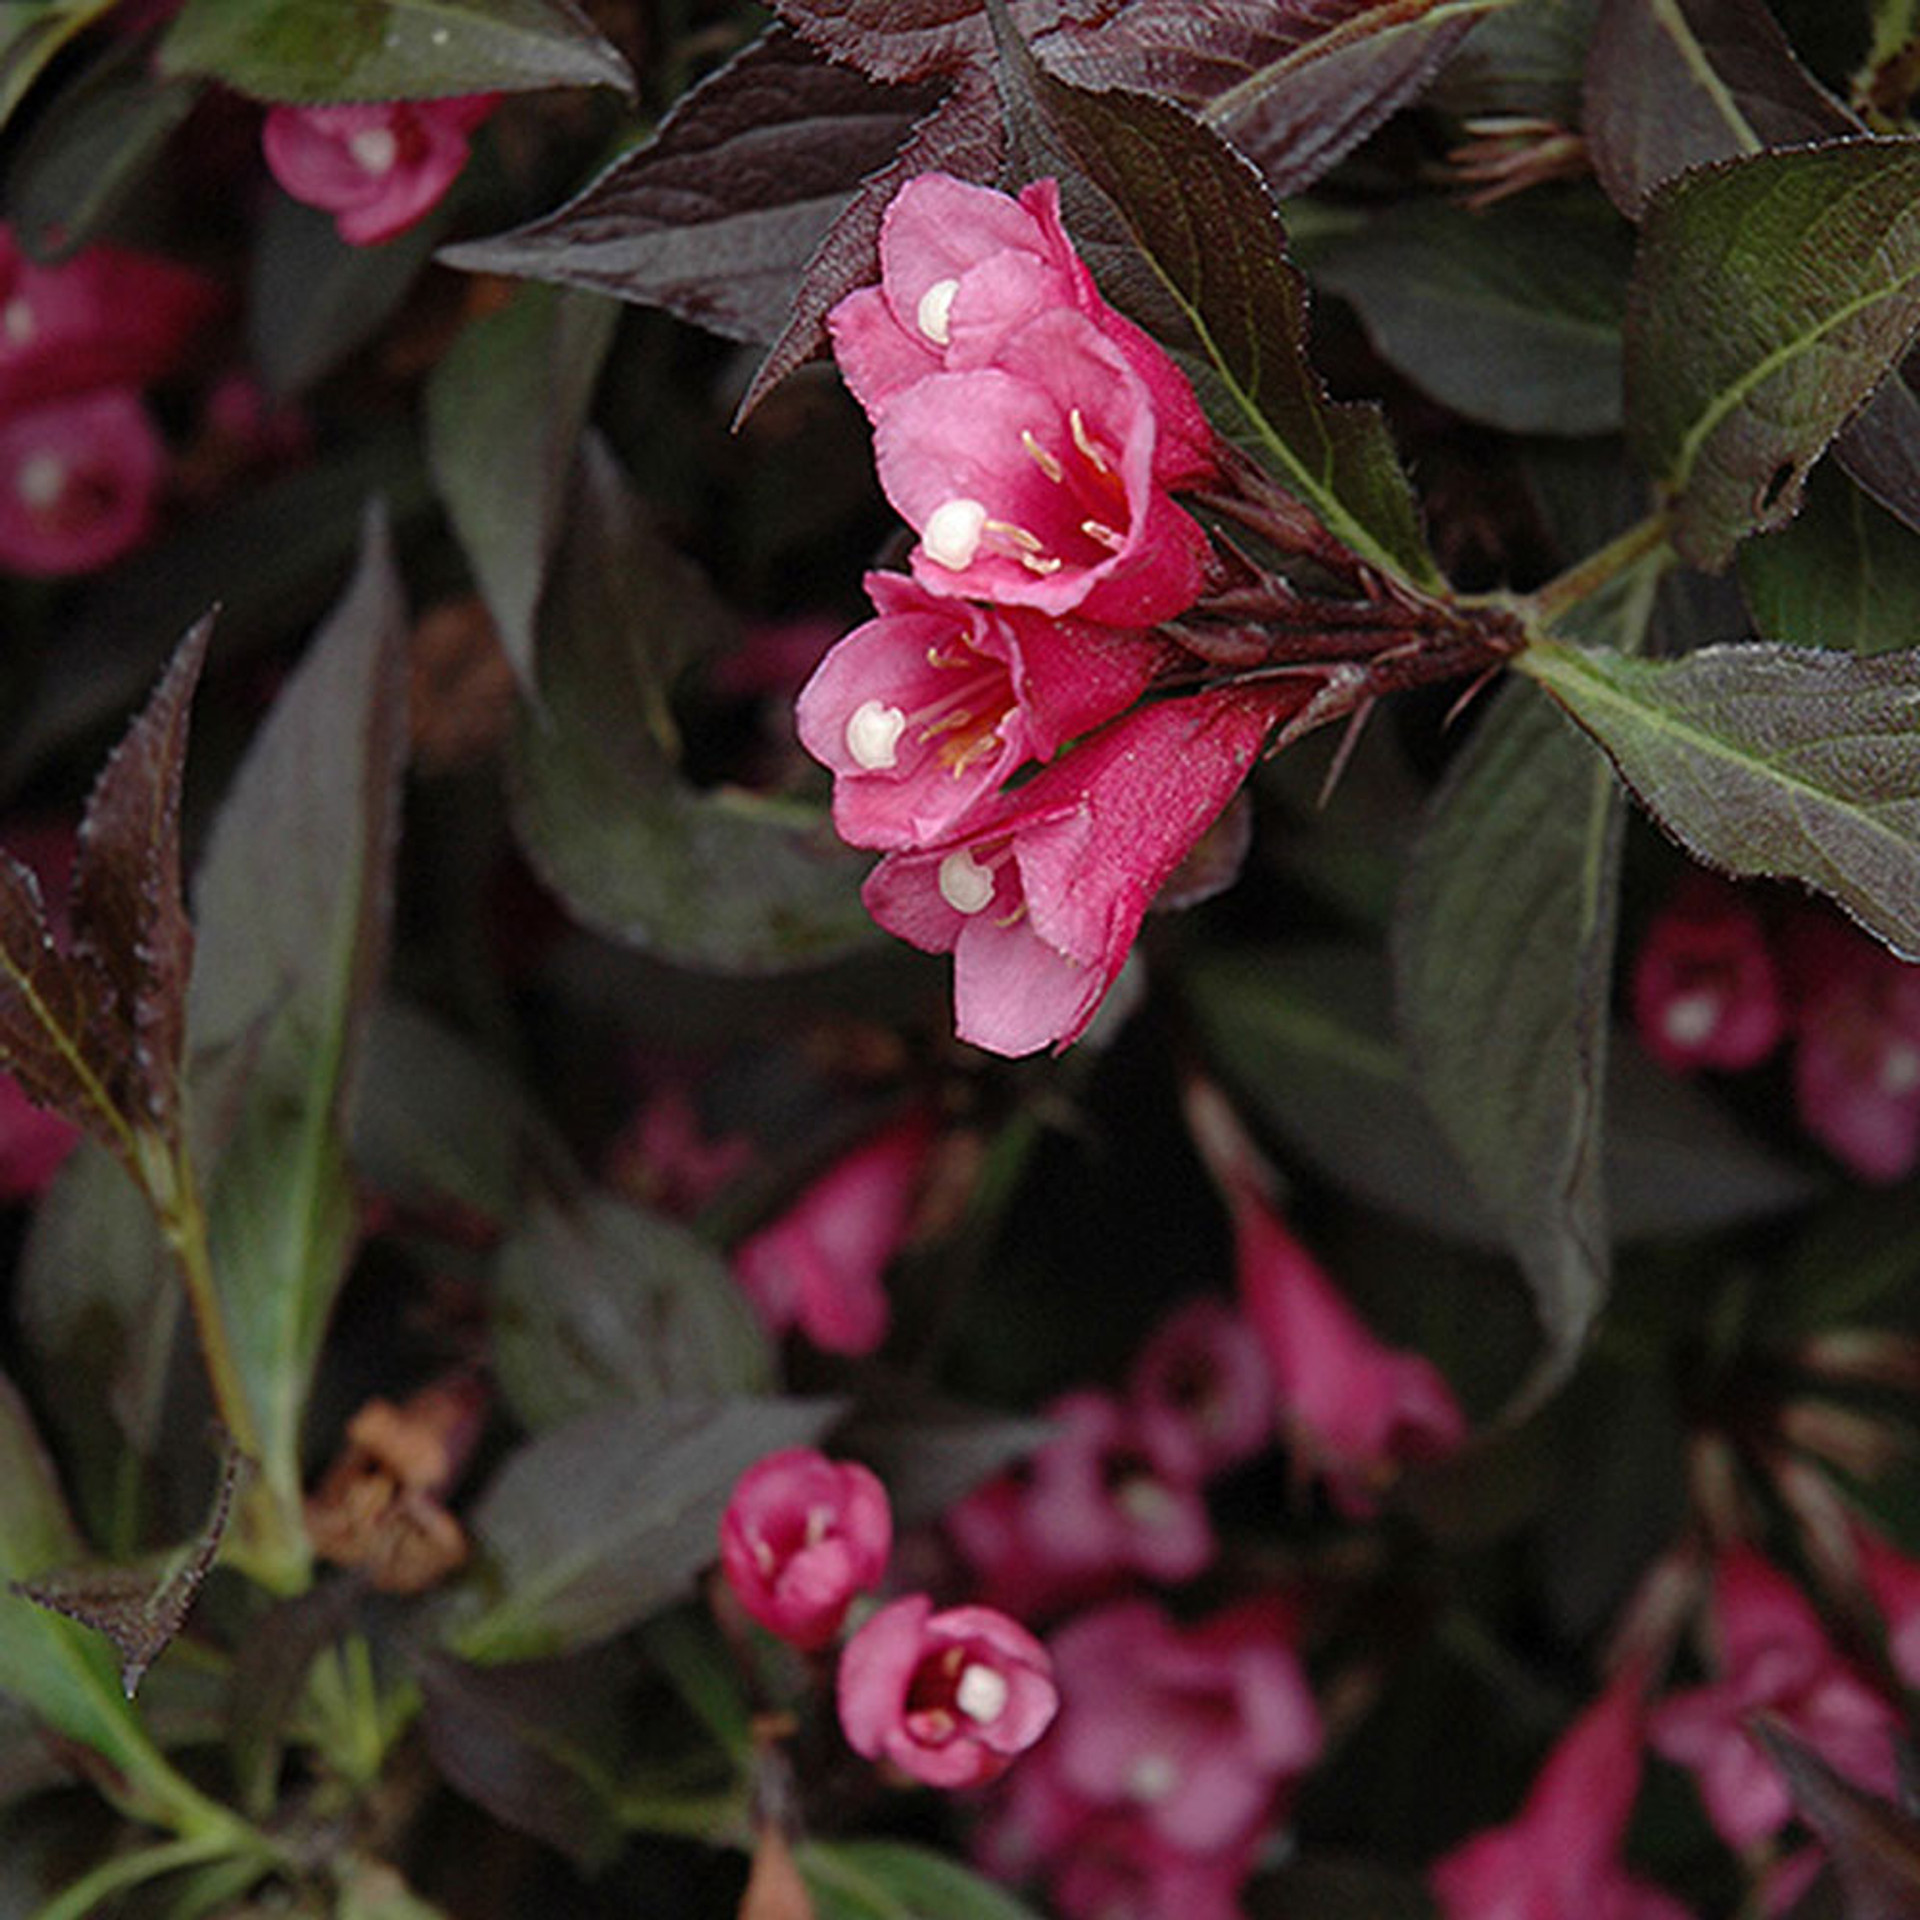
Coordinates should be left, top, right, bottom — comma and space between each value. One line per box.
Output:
426, 284, 617, 689
1311, 191, 1632, 436
1625, 136, 1920, 569
0, 0, 120, 134
989, 13, 1437, 587
159, 0, 633, 103
190, 509, 409, 1545
456, 1396, 841, 1661
801, 1841, 1046, 1920
1392, 679, 1623, 1409
509, 436, 876, 972
1520, 637, 1920, 956
491, 1193, 771, 1431
1738, 462, 1920, 654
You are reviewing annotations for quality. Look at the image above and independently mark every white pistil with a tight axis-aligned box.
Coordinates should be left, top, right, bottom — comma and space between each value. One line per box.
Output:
1662, 990, 1722, 1049
15, 450, 65, 510
916, 276, 960, 346
1069, 406, 1112, 474
1080, 517, 1126, 552
955, 1662, 1010, 1725
1021, 429, 1064, 483
924, 497, 988, 571
348, 126, 400, 177
2, 297, 34, 346
1127, 1753, 1179, 1803
1881, 1041, 1920, 1097
845, 698, 907, 771
938, 847, 998, 915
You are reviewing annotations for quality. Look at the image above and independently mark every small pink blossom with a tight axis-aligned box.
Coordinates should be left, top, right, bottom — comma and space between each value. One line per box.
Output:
1779, 911, 1920, 1182
1850, 1522, 1920, 1690
863, 688, 1287, 1057
1632, 876, 1785, 1074
1049, 1820, 1257, 1920
1648, 1546, 1901, 1848
838, 1593, 1059, 1788
605, 1077, 753, 1219
731, 1109, 935, 1355
794, 570, 1169, 850
1430, 1671, 1694, 1920
0, 388, 165, 576
828, 173, 1214, 488
261, 96, 499, 246
1128, 1295, 1271, 1483
1231, 1186, 1466, 1515
718, 1448, 892, 1651
0, 1073, 78, 1201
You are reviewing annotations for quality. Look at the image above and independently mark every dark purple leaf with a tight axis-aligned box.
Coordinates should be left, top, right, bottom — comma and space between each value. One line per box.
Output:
440, 29, 942, 345
1838, 362, 1920, 534
1753, 1718, 1920, 1920
769, 0, 1115, 84
1584, 0, 1857, 217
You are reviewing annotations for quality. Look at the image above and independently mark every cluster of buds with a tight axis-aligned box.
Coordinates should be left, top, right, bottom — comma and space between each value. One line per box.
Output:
801, 174, 1521, 1057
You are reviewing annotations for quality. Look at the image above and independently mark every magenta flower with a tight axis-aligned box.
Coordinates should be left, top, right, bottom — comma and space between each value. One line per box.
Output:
838, 1593, 1059, 1788
1854, 1522, 1920, 1690
1648, 1546, 1900, 1848
1430, 1671, 1694, 1920
1047, 1597, 1322, 1858
0, 228, 218, 417
261, 96, 499, 246
828, 173, 1214, 488
1778, 911, 1920, 1182
863, 689, 1286, 1058
1128, 1295, 1272, 1483
731, 1109, 935, 1355
1631, 876, 1785, 1074
1231, 1185, 1466, 1515
0, 388, 165, 576
794, 571, 1170, 851
718, 1448, 892, 1651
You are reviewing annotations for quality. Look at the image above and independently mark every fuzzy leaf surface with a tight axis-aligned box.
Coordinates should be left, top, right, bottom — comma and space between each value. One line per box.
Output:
1625, 137, 1920, 570
771, 0, 1112, 83
1838, 363, 1920, 534
1521, 638, 1920, 957
158, 0, 633, 102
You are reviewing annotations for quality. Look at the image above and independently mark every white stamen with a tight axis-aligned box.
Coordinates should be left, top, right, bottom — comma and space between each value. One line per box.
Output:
804, 1504, 834, 1547
1069, 406, 1111, 474
923, 497, 988, 571
955, 1662, 1009, 1724
983, 516, 1044, 553
1881, 1041, 1920, 1097
1080, 517, 1126, 552
348, 126, 400, 177
1021, 429, 1064, 483
2, 297, 34, 346
15, 451, 65, 510
938, 847, 997, 915
1661, 989, 1722, 1049
845, 698, 907, 770
916, 276, 960, 346
1127, 1753, 1179, 1803
1116, 1476, 1176, 1527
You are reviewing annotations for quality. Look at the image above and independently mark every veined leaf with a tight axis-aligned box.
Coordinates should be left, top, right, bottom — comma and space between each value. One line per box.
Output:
801, 1841, 1046, 1920
1838, 362, 1920, 535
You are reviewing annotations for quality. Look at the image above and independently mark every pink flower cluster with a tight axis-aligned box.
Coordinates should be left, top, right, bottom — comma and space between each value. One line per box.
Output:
1633, 875, 1920, 1182
804, 174, 1294, 1056
0, 825, 80, 1199
0, 229, 216, 575
261, 96, 499, 247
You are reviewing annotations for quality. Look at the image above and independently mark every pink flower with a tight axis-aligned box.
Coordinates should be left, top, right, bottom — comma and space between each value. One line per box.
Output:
731, 1109, 935, 1355
1050, 1821, 1258, 1920
0, 1073, 78, 1201
1231, 1187, 1466, 1515
1779, 912, 1920, 1182
261, 96, 499, 246
0, 229, 217, 416
604, 1076, 752, 1219
1047, 1597, 1322, 1858
828, 174, 1214, 489
1850, 1522, 1920, 1690
1128, 1295, 1271, 1482
794, 571, 1170, 850
1648, 1547, 1901, 1848
1431, 1671, 1694, 1920
0, 388, 165, 575
863, 688, 1287, 1057
1632, 876, 1785, 1074
838, 1593, 1059, 1788
718, 1448, 892, 1651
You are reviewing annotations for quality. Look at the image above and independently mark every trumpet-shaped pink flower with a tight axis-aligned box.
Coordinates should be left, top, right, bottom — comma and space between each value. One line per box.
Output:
1231, 1187, 1466, 1515
731, 1109, 935, 1355
863, 689, 1286, 1057
262, 96, 499, 246
1853, 1522, 1920, 1690
794, 571, 1170, 850
0, 228, 217, 416
1632, 876, 1784, 1074
718, 1448, 892, 1651
873, 307, 1213, 625
1648, 1547, 1900, 1848
0, 388, 164, 575
838, 1594, 1059, 1788
829, 173, 1214, 489
1128, 1295, 1272, 1483
1431, 1671, 1694, 1920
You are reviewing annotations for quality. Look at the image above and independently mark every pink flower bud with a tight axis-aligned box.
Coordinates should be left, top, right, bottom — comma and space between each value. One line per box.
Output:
838, 1593, 1059, 1788
1632, 876, 1784, 1073
0, 388, 165, 576
261, 96, 499, 246
718, 1448, 892, 1651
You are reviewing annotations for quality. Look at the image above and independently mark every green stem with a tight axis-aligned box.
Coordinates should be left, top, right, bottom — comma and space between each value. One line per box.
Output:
1520, 512, 1673, 632
154, 1141, 257, 1465
27, 1827, 261, 1920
